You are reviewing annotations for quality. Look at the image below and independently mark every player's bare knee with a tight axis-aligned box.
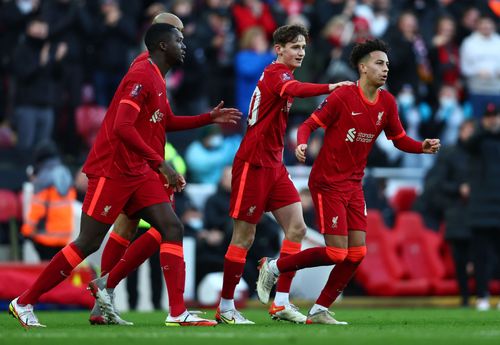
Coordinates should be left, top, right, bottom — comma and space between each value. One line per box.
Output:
162, 219, 184, 242
286, 224, 306, 242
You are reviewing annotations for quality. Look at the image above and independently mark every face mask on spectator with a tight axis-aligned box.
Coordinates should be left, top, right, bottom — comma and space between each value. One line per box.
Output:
207, 134, 223, 149
398, 93, 415, 108
439, 97, 457, 109
187, 217, 203, 231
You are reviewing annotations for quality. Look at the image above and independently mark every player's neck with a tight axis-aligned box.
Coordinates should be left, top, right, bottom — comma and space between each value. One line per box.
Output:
149, 54, 170, 76
275, 60, 295, 72
358, 79, 379, 102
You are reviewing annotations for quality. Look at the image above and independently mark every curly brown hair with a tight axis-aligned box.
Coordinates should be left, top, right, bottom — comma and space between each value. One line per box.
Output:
273, 24, 308, 46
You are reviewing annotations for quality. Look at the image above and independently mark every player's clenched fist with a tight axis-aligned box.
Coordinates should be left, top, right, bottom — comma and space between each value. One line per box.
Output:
295, 144, 308, 163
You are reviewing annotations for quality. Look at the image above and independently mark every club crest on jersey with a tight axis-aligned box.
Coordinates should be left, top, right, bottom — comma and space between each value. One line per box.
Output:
376, 111, 384, 126
332, 216, 338, 229
281, 72, 292, 82
130, 83, 143, 98
101, 205, 112, 217
150, 109, 164, 123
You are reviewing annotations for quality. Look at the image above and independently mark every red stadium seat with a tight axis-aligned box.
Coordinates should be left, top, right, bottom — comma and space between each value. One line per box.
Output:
355, 210, 431, 296
0, 189, 22, 260
75, 105, 106, 148
393, 212, 458, 295
391, 187, 418, 213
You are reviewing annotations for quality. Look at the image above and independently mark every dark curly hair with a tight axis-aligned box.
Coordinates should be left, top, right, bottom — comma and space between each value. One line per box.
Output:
273, 24, 308, 46
349, 39, 389, 69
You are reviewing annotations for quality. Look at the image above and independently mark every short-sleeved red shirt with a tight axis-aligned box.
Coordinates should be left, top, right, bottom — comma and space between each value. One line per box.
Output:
235, 62, 297, 167
309, 83, 405, 186
83, 58, 172, 178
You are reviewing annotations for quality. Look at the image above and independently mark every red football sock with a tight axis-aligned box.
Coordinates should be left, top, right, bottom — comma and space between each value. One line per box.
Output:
101, 231, 130, 276
315, 260, 359, 308
276, 239, 301, 293
160, 241, 186, 317
316, 246, 366, 308
107, 228, 161, 288
18, 242, 84, 305
277, 247, 347, 273
221, 245, 247, 300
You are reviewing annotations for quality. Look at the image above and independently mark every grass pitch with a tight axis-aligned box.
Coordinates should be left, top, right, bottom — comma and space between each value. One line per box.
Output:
1, 307, 500, 345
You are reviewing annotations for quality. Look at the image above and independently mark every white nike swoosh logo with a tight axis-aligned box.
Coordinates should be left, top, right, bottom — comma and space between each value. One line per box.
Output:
158, 92, 163, 96
351, 112, 362, 116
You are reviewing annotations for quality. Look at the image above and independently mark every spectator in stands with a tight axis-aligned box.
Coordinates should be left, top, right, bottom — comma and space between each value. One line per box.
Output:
232, 0, 277, 40
42, 0, 94, 157
434, 85, 466, 146
463, 103, 500, 311
431, 119, 475, 307
429, 15, 461, 103
460, 16, 500, 118
185, 125, 240, 184
235, 26, 275, 118
21, 141, 76, 260
90, 0, 138, 106
385, 11, 432, 102
12, 18, 65, 151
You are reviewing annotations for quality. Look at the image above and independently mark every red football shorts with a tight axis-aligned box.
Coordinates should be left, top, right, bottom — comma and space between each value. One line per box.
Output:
229, 158, 300, 224
83, 169, 170, 224
309, 180, 367, 235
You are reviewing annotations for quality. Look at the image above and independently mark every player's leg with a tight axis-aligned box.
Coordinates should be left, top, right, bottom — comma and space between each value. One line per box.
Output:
269, 202, 307, 323
89, 214, 139, 325
216, 219, 257, 325
216, 159, 268, 325
137, 202, 216, 326
11, 214, 111, 328
257, 188, 349, 304
307, 184, 367, 325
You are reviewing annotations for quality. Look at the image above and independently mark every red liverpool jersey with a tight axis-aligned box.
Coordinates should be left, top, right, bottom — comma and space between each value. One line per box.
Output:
83, 59, 171, 178
235, 63, 298, 167
308, 83, 405, 186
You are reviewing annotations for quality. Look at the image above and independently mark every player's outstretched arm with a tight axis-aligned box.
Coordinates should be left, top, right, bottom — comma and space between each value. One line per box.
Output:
393, 135, 440, 154
209, 101, 242, 124
283, 80, 353, 98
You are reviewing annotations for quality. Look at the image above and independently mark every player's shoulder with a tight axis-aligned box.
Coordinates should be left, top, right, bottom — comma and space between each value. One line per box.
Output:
130, 51, 149, 67
264, 62, 294, 81
124, 60, 152, 85
378, 88, 397, 103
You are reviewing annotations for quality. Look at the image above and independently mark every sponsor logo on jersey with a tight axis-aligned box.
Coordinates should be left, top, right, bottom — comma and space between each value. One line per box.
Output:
351, 111, 362, 116
150, 109, 164, 123
376, 111, 384, 126
130, 83, 143, 98
345, 128, 356, 142
345, 128, 375, 143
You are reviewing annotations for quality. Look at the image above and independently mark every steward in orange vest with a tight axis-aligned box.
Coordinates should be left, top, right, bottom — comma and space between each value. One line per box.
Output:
22, 142, 76, 260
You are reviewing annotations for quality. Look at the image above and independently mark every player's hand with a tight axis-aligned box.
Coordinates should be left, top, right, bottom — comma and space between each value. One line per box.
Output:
159, 161, 185, 192
295, 144, 308, 163
422, 138, 441, 154
328, 81, 354, 92
210, 101, 242, 124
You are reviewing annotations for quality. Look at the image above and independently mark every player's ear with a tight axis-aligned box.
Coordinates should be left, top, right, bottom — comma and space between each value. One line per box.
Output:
159, 41, 167, 51
274, 43, 282, 56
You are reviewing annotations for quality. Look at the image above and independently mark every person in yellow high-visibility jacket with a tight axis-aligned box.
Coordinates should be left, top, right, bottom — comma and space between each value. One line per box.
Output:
22, 141, 76, 260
